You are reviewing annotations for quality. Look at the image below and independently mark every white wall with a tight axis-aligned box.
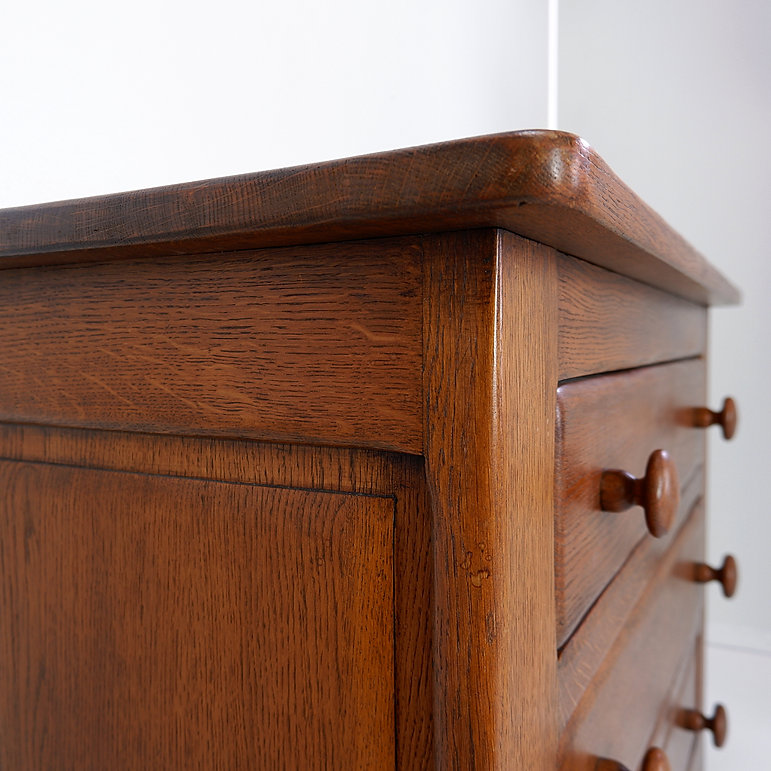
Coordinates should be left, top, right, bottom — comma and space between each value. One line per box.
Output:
0, 0, 548, 208
559, 2, 771, 767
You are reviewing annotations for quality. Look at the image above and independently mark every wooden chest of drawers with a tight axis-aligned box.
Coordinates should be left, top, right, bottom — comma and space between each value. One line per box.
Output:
0, 131, 739, 770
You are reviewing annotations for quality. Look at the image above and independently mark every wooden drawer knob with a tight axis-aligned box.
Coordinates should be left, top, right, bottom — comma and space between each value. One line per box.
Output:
694, 555, 738, 597
600, 449, 679, 538
642, 748, 671, 771
692, 397, 737, 440
595, 747, 671, 771
680, 704, 728, 747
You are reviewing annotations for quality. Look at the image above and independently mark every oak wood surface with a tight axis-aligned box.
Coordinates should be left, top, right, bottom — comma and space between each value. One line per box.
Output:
555, 359, 707, 647
0, 132, 738, 305
0, 459, 396, 770
422, 230, 558, 769
558, 503, 705, 770
691, 397, 737, 440
649, 638, 699, 771
600, 448, 680, 538
693, 555, 738, 598
558, 480, 704, 728
393, 455, 434, 769
0, 238, 422, 452
557, 255, 707, 380
642, 748, 674, 771
0, 143, 731, 769
679, 705, 727, 749
0, 427, 434, 769
0, 422, 402, 495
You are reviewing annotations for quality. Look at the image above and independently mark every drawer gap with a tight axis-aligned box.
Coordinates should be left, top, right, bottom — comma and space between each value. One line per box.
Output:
557, 353, 704, 388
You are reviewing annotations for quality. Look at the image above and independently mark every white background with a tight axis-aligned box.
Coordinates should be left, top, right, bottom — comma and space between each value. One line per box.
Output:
1, 1, 769, 768
0, 0, 548, 206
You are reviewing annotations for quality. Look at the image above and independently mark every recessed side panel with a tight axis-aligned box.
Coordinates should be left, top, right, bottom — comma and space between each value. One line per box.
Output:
0, 460, 396, 770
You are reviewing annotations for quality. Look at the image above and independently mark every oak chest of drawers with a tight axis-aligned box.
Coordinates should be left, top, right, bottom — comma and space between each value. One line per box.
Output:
0, 132, 740, 770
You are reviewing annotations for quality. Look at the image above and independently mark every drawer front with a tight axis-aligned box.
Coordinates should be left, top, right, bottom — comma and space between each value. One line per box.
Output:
653, 637, 701, 770
555, 359, 706, 647
558, 254, 707, 380
558, 502, 705, 770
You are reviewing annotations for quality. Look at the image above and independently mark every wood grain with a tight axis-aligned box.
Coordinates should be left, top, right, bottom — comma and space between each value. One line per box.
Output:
0, 126, 734, 769
557, 480, 705, 729
0, 132, 739, 305
423, 230, 558, 769
0, 238, 423, 452
0, 424, 433, 770
558, 255, 707, 380
558, 503, 705, 770
555, 359, 707, 647
650, 639, 700, 771
0, 422, 403, 496
0, 459, 396, 770
393, 456, 434, 769
0, 425, 434, 769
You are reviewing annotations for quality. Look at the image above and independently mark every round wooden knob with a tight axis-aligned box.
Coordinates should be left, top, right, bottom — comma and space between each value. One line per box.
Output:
694, 555, 738, 598
680, 704, 728, 747
642, 747, 671, 771
594, 747, 670, 771
600, 449, 679, 538
692, 397, 737, 440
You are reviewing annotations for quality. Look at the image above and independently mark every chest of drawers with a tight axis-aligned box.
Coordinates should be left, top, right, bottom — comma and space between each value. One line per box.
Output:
0, 131, 739, 769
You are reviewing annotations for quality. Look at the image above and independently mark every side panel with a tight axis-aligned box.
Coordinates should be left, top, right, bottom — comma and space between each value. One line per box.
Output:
0, 459, 396, 770
0, 238, 422, 453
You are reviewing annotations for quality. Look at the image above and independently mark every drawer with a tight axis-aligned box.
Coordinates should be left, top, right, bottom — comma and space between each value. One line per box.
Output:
557, 501, 705, 770
555, 359, 707, 647
558, 254, 707, 380
650, 637, 701, 770
687, 741, 704, 771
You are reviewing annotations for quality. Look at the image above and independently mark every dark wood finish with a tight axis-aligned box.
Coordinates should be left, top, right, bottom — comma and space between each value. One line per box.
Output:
558, 488, 704, 729
592, 748, 672, 771
0, 131, 741, 770
691, 397, 737, 440
0, 239, 423, 453
0, 422, 402, 495
557, 254, 707, 380
0, 458, 397, 770
392, 456, 435, 769
642, 748, 673, 771
422, 230, 558, 769
0, 426, 434, 770
555, 360, 707, 646
693, 555, 738, 598
600, 449, 680, 538
558, 504, 706, 770
591, 759, 628, 771
648, 636, 700, 771
678, 705, 728, 748
0, 132, 739, 305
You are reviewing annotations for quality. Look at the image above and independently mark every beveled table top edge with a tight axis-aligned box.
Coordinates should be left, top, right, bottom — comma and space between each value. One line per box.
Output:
0, 130, 739, 305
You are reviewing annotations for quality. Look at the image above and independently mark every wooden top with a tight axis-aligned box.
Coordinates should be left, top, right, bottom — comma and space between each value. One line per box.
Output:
0, 130, 738, 305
